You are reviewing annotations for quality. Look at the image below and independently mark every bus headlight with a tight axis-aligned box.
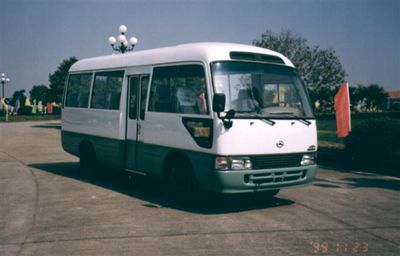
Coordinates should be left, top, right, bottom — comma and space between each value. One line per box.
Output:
215, 156, 252, 170
301, 153, 316, 166
231, 157, 252, 170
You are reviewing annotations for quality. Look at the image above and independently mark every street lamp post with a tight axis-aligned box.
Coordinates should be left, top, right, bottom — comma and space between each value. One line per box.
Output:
108, 25, 138, 54
1, 73, 10, 100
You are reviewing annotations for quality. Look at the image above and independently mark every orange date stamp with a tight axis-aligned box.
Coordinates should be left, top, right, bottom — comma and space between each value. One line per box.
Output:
311, 241, 369, 254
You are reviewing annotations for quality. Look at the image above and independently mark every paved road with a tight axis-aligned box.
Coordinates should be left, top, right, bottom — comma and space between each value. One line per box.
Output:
0, 121, 399, 256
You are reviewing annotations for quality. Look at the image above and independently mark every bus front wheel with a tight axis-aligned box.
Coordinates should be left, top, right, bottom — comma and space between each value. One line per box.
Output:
164, 157, 199, 202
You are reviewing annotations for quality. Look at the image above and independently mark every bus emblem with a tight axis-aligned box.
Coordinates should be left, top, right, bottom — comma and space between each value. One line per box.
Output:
276, 140, 284, 148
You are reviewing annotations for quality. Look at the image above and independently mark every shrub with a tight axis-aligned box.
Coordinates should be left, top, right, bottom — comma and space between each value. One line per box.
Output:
17, 106, 33, 116
316, 111, 400, 120
52, 106, 61, 115
345, 118, 400, 169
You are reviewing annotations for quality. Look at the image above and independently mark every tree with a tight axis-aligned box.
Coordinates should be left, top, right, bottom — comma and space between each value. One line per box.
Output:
253, 30, 346, 110
9, 90, 29, 115
305, 46, 346, 91
253, 30, 311, 79
49, 57, 78, 103
308, 86, 336, 112
10, 89, 26, 107
30, 84, 51, 104
350, 84, 388, 111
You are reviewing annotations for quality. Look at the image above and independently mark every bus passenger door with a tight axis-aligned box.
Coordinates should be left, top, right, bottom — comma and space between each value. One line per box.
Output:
125, 75, 149, 171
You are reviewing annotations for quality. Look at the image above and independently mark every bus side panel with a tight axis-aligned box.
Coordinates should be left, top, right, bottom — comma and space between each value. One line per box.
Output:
136, 112, 213, 177
62, 108, 125, 167
135, 142, 170, 178
61, 130, 81, 157
62, 108, 124, 139
61, 130, 125, 167
142, 112, 211, 152
134, 141, 215, 185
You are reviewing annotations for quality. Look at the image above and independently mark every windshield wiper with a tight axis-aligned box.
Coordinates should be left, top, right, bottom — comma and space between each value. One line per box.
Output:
269, 112, 311, 126
293, 118, 311, 126
236, 111, 276, 126
257, 115, 276, 126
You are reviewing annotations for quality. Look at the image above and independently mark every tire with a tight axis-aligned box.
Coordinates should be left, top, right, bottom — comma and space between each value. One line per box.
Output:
79, 143, 98, 177
164, 157, 199, 204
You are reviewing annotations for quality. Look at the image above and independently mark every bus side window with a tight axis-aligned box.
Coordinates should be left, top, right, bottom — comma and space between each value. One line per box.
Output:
65, 73, 92, 108
149, 65, 208, 115
149, 66, 177, 113
129, 77, 139, 119
91, 70, 124, 110
140, 76, 149, 120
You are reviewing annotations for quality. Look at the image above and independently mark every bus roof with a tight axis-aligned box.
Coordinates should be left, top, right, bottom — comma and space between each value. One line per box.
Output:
69, 42, 295, 72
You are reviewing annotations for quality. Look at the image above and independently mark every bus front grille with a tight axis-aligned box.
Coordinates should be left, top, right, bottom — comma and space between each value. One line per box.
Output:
251, 154, 303, 169
244, 170, 307, 185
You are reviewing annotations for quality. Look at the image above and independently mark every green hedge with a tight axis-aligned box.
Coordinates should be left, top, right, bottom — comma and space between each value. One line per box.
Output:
17, 106, 33, 116
0, 106, 61, 116
344, 117, 400, 174
52, 106, 61, 115
316, 111, 400, 120
317, 114, 400, 176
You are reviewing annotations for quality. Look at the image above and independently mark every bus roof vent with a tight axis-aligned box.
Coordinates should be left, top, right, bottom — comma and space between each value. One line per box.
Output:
229, 51, 285, 64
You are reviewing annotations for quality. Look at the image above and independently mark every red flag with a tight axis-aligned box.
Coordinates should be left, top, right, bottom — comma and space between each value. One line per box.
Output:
334, 82, 351, 137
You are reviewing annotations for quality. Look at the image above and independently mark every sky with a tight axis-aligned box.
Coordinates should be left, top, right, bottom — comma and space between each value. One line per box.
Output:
0, 0, 399, 99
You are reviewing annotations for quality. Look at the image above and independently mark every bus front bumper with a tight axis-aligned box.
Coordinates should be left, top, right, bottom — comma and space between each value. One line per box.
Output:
200, 165, 317, 194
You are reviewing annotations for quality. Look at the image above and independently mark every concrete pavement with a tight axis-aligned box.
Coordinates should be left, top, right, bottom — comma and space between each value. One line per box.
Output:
0, 121, 399, 255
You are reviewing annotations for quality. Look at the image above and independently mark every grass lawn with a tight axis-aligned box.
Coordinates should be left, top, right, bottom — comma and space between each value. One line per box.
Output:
316, 119, 347, 168
0, 114, 61, 122
316, 119, 363, 149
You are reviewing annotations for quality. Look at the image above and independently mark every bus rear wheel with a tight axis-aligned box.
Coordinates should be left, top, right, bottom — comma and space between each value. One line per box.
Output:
79, 143, 98, 177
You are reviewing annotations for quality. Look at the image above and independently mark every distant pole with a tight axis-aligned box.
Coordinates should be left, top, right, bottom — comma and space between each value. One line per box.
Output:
1, 73, 10, 99
108, 25, 138, 54
1, 73, 10, 112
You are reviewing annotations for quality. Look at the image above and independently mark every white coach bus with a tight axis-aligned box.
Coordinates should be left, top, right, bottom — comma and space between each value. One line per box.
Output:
61, 42, 317, 197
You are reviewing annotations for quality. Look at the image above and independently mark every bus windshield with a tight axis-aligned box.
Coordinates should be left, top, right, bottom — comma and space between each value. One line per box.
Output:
211, 61, 314, 118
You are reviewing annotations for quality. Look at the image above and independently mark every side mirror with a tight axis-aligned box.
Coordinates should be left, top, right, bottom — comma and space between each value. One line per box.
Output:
213, 93, 226, 114
213, 93, 234, 129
